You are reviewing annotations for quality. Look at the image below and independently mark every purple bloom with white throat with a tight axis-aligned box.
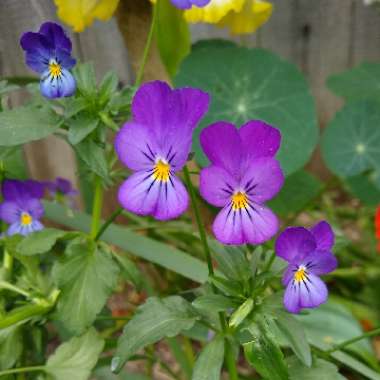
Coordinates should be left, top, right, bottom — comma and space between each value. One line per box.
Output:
0, 180, 44, 236
115, 81, 210, 221
275, 221, 338, 314
171, 0, 210, 9
20, 21, 76, 99
199, 121, 284, 245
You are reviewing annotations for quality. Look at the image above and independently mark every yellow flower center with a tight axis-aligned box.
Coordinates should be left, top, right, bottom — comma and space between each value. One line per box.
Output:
153, 160, 170, 182
20, 212, 33, 226
294, 266, 307, 283
49, 62, 62, 78
232, 191, 248, 210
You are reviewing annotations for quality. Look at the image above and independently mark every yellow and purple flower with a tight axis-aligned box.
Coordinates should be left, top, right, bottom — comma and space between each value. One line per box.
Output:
115, 81, 210, 220
275, 221, 338, 314
199, 121, 284, 245
20, 22, 76, 99
0, 180, 45, 236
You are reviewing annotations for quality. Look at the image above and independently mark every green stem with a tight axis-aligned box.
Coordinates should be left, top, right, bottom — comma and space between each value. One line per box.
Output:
2, 250, 13, 280
90, 176, 104, 239
95, 207, 123, 241
0, 281, 31, 298
326, 327, 380, 354
135, 0, 159, 87
0, 366, 45, 377
183, 166, 239, 379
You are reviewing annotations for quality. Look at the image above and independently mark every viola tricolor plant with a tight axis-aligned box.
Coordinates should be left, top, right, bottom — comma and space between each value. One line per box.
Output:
20, 21, 76, 98
0, 2, 377, 378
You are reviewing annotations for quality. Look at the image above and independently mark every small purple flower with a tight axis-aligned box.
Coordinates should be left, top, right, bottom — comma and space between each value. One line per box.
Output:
115, 81, 210, 221
20, 21, 76, 99
46, 177, 77, 208
171, 0, 210, 9
275, 221, 338, 314
0, 180, 45, 236
199, 121, 284, 245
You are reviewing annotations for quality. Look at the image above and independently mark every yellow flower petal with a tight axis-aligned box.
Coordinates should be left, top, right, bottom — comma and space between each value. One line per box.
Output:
218, 0, 273, 35
184, 0, 245, 24
54, 0, 120, 32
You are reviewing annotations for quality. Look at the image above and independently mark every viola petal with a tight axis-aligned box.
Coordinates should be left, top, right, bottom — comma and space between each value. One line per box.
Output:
310, 221, 335, 251
40, 67, 76, 98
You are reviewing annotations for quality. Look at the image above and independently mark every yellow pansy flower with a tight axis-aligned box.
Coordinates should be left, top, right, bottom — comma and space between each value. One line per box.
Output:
218, 0, 273, 35
54, 0, 120, 32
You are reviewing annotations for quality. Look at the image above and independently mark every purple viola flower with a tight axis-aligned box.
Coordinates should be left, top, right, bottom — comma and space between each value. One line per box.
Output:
199, 121, 284, 245
115, 81, 210, 221
171, 0, 210, 9
46, 177, 77, 208
20, 21, 76, 99
275, 221, 338, 314
0, 180, 44, 236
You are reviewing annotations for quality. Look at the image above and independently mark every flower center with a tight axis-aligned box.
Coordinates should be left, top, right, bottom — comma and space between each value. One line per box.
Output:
20, 212, 33, 226
49, 61, 62, 78
232, 191, 248, 210
153, 159, 170, 182
294, 266, 307, 283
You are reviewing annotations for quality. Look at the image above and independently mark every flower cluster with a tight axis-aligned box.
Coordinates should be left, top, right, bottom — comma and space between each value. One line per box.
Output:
20, 22, 76, 99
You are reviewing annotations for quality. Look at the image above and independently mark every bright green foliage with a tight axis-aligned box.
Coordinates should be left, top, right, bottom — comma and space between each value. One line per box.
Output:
45, 328, 104, 380
0, 146, 27, 179
113, 296, 199, 373
0, 106, 62, 146
229, 298, 254, 328
73, 63, 98, 98
322, 100, 380, 182
327, 62, 380, 102
192, 336, 225, 380
0, 324, 22, 370
175, 41, 318, 175
68, 113, 99, 145
268, 170, 323, 216
288, 356, 345, 380
155, 0, 190, 78
193, 294, 238, 312
53, 242, 119, 334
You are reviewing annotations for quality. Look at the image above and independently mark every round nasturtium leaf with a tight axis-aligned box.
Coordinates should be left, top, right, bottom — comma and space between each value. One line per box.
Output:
322, 100, 380, 178
174, 41, 318, 175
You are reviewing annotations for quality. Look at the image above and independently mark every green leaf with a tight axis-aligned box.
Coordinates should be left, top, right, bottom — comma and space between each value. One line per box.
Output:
155, 0, 190, 78
44, 202, 209, 283
0, 80, 19, 96
112, 251, 143, 290
244, 320, 289, 380
17, 228, 67, 256
75, 139, 109, 180
229, 298, 254, 328
98, 71, 119, 106
68, 113, 99, 145
73, 63, 97, 97
0, 106, 61, 146
193, 294, 238, 312
192, 336, 225, 380
268, 171, 323, 216
275, 312, 312, 367
287, 356, 345, 380
0, 146, 27, 179
93, 367, 150, 380
208, 275, 243, 297
45, 328, 104, 380
0, 324, 22, 370
175, 41, 318, 175
327, 62, 380, 102
321, 100, 380, 178
53, 242, 119, 334
209, 241, 251, 282
345, 172, 380, 206
112, 296, 199, 373
63, 97, 88, 119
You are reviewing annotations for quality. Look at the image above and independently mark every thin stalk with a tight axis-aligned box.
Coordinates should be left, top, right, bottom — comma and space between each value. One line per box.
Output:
0, 366, 45, 377
2, 250, 13, 280
326, 327, 380, 354
90, 176, 104, 239
0, 281, 31, 298
95, 207, 123, 241
183, 166, 239, 379
135, 0, 159, 87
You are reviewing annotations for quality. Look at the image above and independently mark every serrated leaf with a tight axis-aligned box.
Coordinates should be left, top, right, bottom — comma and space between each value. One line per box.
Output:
268, 171, 323, 216
0, 106, 61, 146
175, 41, 318, 175
112, 296, 199, 373
322, 100, 380, 178
327, 62, 380, 102
288, 356, 345, 380
192, 336, 225, 380
68, 113, 99, 145
192, 294, 238, 312
53, 242, 119, 334
45, 328, 104, 380
17, 228, 67, 256
275, 312, 312, 367
155, 0, 190, 78
73, 63, 97, 98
